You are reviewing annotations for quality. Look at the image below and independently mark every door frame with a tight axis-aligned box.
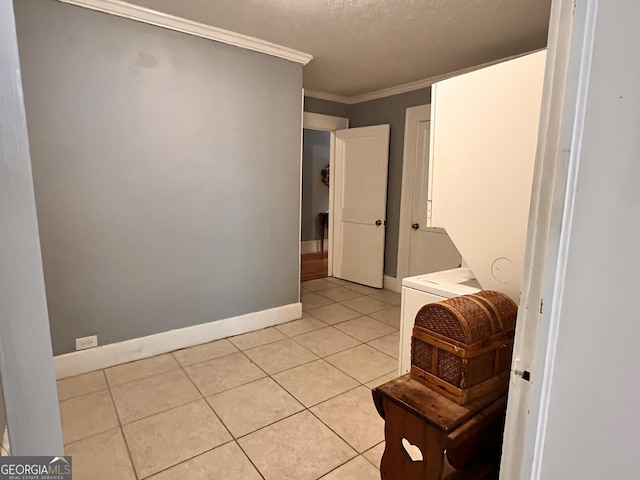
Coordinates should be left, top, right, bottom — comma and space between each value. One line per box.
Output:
301, 111, 349, 279
396, 104, 430, 283
500, 0, 597, 477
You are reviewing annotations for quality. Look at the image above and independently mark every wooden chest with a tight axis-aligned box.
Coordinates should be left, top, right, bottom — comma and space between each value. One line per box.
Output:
410, 291, 517, 406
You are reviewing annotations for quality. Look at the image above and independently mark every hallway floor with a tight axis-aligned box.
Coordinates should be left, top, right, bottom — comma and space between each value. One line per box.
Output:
57, 277, 402, 480
300, 251, 329, 282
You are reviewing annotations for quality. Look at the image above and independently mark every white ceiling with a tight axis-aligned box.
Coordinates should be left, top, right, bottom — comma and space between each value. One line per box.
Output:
125, 0, 552, 99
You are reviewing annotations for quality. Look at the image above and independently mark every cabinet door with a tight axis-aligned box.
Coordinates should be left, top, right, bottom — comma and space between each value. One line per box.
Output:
428, 50, 546, 301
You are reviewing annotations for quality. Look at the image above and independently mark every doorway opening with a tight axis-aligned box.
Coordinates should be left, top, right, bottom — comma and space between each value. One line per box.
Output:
299, 111, 349, 284
396, 104, 461, 282
301, 128, 330, 281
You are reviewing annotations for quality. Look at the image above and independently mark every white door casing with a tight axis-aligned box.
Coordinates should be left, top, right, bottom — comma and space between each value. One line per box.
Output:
301, 111, 349, 282
397, 105, 461, 281
501, 0, 604, 478
333, 125, 390, 288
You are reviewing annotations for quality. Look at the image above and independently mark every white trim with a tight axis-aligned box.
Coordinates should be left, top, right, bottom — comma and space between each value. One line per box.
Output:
57, 0, 313, 65
499, 0, 598, 478
348, 78, 434, 104
300, 240, 326, 254
396, 104, 430, 283
303, 112, 349, 132
305, 51, 542, 105
302, 112, 349, 278
303, 90, 351, 105
298, 89, 305, 300
529, 1, 598, 478
327, 132, 336, 277
383, 275, 401, 293
54, 302, 302, 379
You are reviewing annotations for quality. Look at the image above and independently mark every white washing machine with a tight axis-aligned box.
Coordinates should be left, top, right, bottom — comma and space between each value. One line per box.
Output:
398, 267, 481, 374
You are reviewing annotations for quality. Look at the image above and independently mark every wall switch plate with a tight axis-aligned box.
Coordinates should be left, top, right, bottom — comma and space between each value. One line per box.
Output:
75, 335, 98, 351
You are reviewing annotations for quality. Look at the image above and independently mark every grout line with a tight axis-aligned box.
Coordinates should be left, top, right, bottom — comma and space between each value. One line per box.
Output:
305, 407, 366, 459
275, 320, 330, 338
234, 441, 267, 480
174, 362, 270, 480
106, 365, 182, 390
233, 409, 307, 442
269, 368, 362, 410
227, 334, 287, 352
183, 351, 272, 480
178, 357, 236, 441
312, 454, 360, 480
104, 369, 140, 480
60, 289, 398, 479
57, 386, 111, 404
172, 346, 241, 369
109, 370, 204, 425
117, 431, 140, 480
287, 329, 363, 357
178, 349, 280, 399
134, 440, 241, 480
366, 336, 401, 360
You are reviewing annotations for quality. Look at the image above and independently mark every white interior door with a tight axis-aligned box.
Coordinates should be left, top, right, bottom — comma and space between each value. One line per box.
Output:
407, 116, 461, 276
333, 125, 390, 288
397, 105, 461, 282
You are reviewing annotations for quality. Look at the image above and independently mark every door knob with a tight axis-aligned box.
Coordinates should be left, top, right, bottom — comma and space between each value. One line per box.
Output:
375, 220, 382, 226
412, 223, 420, 230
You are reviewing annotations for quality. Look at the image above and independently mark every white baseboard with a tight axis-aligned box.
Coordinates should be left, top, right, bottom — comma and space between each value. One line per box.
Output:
301, 240, 327, 254
383, 275, 401, 293
54, 302, 302, 379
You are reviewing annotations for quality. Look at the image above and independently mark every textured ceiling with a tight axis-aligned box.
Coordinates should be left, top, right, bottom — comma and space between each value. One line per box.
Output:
124, 0, 552, 98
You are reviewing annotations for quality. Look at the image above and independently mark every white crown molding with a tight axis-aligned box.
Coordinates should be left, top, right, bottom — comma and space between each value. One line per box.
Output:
348, 78, 434, 104
303, 89, 352, 104
306, 51, 540, 105
57, 0, 313, 65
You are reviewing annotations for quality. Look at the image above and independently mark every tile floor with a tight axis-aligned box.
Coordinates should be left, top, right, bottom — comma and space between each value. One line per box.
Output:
57, 277, 403, 480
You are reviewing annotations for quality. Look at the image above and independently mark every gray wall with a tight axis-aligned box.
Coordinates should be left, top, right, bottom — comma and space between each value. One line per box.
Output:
15, 0, 303, 355
348, 88, 431, 277
301, 130, 330, 243
0, 0, 63, 454
304, 96, 350, 118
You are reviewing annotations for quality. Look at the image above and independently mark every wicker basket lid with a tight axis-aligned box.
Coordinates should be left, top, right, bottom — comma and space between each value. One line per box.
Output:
414, 291, 517, 346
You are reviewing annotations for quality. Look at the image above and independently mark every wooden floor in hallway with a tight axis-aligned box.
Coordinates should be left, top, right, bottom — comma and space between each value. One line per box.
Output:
301, 252, 328, 282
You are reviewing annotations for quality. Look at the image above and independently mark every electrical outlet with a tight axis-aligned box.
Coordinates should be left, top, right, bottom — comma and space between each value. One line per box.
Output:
75, 335, 98, 351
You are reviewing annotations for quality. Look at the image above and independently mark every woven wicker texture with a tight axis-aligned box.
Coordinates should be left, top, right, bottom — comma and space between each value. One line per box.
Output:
464, 352, 496, 387
412, 338, 433, 373
438, 351, 463, 386
415, 296, 494, 345
415, 303, 466, 342
474, 291, 518, 330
